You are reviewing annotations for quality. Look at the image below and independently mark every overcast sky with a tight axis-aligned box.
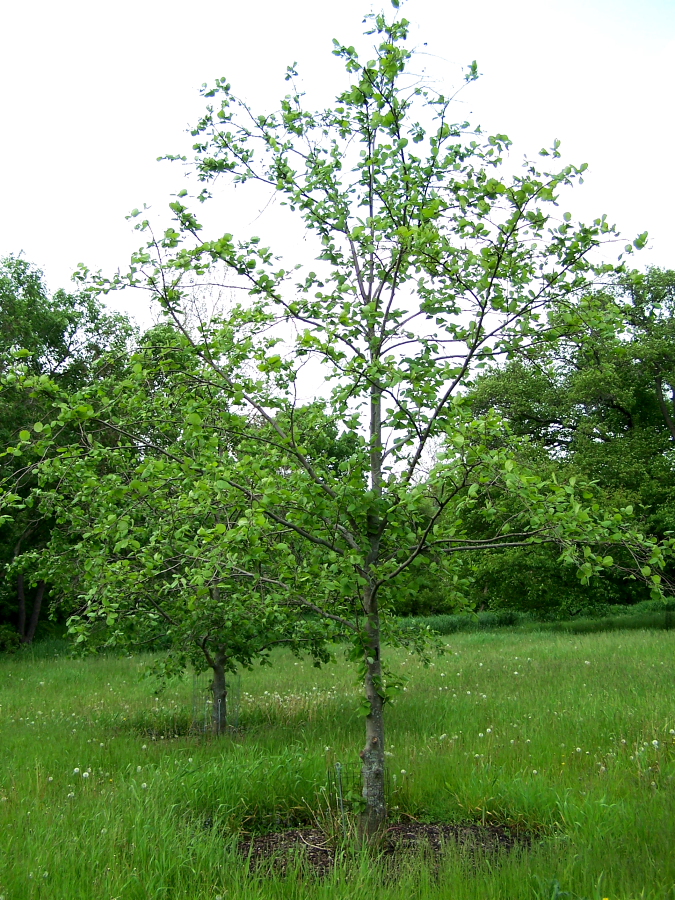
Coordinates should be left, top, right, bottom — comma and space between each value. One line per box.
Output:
1, 0, 673, 326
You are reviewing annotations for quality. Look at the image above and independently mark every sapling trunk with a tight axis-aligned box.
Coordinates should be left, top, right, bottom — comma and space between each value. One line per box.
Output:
358, 381, 387, 836
210, 647, 228, 735
360, 603, 387, 837
24, 581, 46, 644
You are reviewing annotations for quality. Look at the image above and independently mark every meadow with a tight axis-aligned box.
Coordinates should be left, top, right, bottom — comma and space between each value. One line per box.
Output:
1, 628, 675, 900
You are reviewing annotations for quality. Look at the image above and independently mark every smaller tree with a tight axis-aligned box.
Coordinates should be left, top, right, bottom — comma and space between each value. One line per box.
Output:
15, 327, 344, 731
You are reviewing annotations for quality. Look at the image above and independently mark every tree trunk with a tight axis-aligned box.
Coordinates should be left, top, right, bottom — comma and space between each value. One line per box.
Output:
20, 580, 45, 645
25, 581, 46, 644
17, 574, 26, 640
359, 598, 386, 837
358, 376, 387, 837
210, 648, 228, 735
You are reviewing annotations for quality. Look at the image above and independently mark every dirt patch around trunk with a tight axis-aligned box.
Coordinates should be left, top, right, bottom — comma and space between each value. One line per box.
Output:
238, 821, 526, 877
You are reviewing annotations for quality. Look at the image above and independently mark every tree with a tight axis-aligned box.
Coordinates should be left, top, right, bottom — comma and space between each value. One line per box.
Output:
0, 255, 134, 641
9, 7, 671, 834
21, 327, 347, 732
468, 269, 675, 615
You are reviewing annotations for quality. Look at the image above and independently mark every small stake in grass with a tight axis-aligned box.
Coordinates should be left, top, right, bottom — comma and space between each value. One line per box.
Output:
335, 763, 347, 840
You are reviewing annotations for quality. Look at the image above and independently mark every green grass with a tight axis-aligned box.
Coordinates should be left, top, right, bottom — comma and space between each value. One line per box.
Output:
2, 630, 675, 898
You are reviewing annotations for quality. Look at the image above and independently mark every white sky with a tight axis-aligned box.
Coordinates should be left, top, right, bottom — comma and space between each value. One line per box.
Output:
1, 0, 674, 327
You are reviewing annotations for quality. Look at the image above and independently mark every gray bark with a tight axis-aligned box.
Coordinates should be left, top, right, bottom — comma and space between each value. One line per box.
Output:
359, 381, 387, 836
210, 647, 228, 735
360, 585, 387, 837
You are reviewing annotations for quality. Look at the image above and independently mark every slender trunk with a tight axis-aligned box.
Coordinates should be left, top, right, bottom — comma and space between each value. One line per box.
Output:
360, 585, 386, 837
19, 581, 46, 644
23, 581, 46, 644
359, 380, 387, 837
17, 574, 26, 640
210, 647, 228, 735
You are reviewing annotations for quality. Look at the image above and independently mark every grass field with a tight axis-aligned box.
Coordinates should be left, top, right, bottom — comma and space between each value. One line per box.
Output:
1, 629, 675, 899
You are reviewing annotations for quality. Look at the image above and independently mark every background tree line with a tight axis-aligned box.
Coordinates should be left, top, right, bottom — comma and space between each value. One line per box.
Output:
4, 263, 674, 636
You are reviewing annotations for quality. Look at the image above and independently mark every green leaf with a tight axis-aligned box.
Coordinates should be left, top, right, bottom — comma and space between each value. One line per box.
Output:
356, 699, 372, 717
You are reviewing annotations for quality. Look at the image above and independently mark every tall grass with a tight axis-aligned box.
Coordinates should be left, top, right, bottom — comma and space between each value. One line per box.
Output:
2, 629, 675, 898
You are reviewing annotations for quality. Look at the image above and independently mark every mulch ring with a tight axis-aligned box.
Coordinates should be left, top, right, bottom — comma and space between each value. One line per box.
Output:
238, 822, 526, 877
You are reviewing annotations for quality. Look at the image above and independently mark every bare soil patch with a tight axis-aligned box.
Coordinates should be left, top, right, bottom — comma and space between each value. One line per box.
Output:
238, 821, 525, 877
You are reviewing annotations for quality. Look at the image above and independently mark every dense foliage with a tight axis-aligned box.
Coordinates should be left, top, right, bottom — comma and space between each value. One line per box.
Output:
0, 255, 134, 644
467, 269, 675, 616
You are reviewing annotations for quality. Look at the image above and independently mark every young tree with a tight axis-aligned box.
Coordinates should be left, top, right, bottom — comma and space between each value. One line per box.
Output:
11, 325, 351, 730
9, 8, 670, 833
